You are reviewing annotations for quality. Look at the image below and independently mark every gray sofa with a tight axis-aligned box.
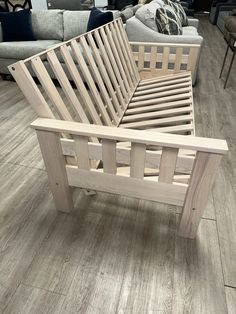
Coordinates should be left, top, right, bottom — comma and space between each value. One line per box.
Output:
0, 9, 120, 76
217, 5, 236, 32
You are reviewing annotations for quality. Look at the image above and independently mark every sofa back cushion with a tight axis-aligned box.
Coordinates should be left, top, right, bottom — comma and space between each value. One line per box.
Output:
63, 11, 90, 41
31, 10, 64, 41
135, 0, 165, 31
63, 10, 121, 41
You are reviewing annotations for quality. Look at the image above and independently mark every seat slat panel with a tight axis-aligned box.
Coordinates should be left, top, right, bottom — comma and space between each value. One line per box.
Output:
122, 106, 193, 123
120, 114, 193, 129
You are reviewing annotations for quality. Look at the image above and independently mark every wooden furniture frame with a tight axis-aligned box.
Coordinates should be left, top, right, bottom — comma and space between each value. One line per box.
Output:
9, 19, 228, 238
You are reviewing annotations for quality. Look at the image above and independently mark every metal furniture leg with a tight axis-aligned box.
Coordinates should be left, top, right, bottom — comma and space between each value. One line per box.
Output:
224, 51, 236, 89
220, 44, 230, 78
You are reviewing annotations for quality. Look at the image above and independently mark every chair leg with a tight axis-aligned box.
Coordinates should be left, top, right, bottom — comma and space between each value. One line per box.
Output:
36, 130, 74, 213
219, 44, 230, 79
224, 51, 235, 89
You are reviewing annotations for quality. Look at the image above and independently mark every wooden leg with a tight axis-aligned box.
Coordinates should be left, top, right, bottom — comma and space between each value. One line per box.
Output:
178, 152, 222, 239
36, 130, 74, 213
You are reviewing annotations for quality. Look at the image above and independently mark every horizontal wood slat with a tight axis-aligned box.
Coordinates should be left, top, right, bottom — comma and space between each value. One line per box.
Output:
66, 167, 187, 206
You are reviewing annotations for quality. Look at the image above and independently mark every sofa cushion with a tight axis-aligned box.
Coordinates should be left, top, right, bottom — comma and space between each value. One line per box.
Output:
155, 5, 183, 35
87, 8, 113, 32
182, 26, 198, 36
0, 40, 61, 60
63, 11, 90, 41
163, 0, 188, 26
135, 0, 165, 31
31, 10, 64, 41
0, 9, 36, 42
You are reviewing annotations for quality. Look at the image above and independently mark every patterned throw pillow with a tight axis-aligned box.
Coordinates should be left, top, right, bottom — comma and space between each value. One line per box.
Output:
155, 5, 182, 35
163, 0, 188, 26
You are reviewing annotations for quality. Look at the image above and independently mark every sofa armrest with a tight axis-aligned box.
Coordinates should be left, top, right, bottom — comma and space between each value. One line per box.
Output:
126, 17, 203, 46
219, 5, 236, 11
188, 18, 199, 29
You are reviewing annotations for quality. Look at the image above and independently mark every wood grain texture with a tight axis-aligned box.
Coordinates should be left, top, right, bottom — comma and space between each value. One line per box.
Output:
4, 284, 65, 314
225, 287, 236, 314
117, 201, 176, 313
173, 218, 228, 314
0, 163, 57, 311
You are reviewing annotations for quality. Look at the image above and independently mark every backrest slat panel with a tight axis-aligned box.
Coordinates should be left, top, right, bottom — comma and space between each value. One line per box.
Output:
104, 24, 131, 97
93, 29, 126, 110
110, 23, 134, 89
59, 44, 101, 125
11, 62, 55, 119
99, 27, 129, 105
86, 32, 123, 118
10, 19, 140, 126
79, 36, 118, 124
70, 40, 112, 126
116, 19, 140, 81
31, 57, 74, 121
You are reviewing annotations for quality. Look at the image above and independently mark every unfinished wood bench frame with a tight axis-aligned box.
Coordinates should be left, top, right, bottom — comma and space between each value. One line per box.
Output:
8, 19, 228, 238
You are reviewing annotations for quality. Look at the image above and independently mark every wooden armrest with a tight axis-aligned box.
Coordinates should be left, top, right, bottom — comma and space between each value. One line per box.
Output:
31, 118, 228, 155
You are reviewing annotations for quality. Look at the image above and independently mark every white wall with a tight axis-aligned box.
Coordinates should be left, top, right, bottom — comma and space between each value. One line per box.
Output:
31, 0, 48, 10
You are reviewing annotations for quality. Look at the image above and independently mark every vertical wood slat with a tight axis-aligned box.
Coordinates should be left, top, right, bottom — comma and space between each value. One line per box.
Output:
116, 19, 140, 81
86, 32, 123, 119
93, 29, 126, 111
174, 47, 183, 72
70, 40, 112, 126
150, 46, 157, 70
114, 19, 137, 83
162, 47, 170, 71
130, 143, 146, 178
102, 139, 117, 174
59, 44, 101, 125
110, 22, 135, 88
36, 130, 74, 213
104, 24, 131, 95
138, 45, 145, 71
159, 147, 179, 183
31, 57, 74, 121
99, 27, 129, 104
47, 50, 91, 122
178, 152, 223, 239
109, 23, 134, 90
79, 36, 118, 124
74, 136, 90, 170
9, 61, 55, 119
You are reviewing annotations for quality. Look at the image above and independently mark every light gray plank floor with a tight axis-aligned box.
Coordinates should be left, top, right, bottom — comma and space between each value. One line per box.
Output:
0, 14, 235, 314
